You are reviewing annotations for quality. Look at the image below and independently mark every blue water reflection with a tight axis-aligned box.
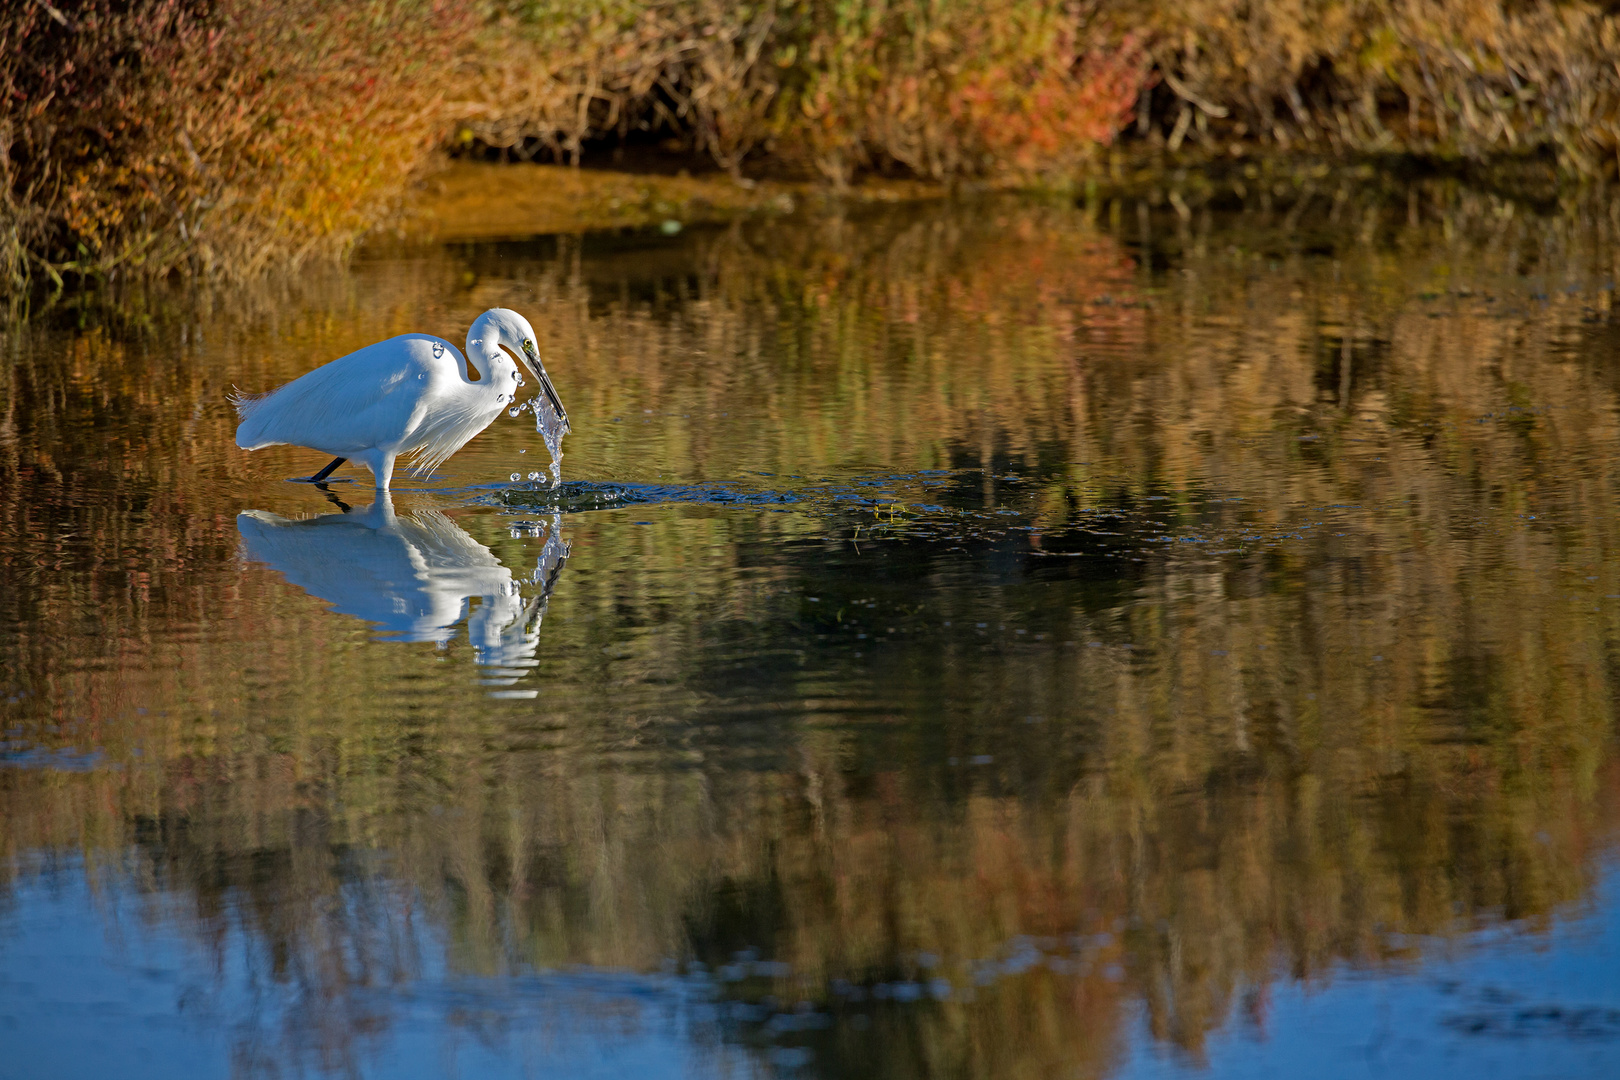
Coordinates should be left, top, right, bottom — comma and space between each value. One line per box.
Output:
0, 855, 762, 1080
238, 495, 568, 696
1117, 863, 1620, 1079
4, 853, 1618, 1078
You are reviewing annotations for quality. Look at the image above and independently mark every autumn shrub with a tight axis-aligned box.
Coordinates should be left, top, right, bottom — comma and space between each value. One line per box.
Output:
460, 1, 1149, 183
463, 0, 1620, 180
777, 0, 1148, 181
0, 0, 477, 290
10, 0, 1620, 295
1112, 0, 1620, 173
3, 0, 1149, 294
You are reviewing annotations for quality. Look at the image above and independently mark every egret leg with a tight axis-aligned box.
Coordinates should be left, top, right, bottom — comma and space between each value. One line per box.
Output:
373, 453, 396, 491
305, 457, 346, 483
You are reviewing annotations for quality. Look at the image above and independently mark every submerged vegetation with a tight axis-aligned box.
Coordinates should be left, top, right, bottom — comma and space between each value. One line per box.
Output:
5, 0, 1620, 289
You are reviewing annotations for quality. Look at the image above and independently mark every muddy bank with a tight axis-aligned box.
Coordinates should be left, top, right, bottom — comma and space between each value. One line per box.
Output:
392, 161, 960, 243
390, 148, 1588, 248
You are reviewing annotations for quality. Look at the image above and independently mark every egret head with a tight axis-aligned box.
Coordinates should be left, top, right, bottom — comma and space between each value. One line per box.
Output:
475, 308, 570, 432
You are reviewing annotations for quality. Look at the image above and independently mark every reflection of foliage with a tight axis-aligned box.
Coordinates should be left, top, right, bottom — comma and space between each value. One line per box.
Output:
3, 184, 1620, 1072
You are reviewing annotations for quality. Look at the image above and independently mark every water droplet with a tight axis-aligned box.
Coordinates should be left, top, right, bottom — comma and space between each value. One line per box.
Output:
508, 407, 521, 417
528, 472, 541, 481
417, 373, 424, 380
514, 373, 524, 385
496, 393, 506, 403
431, 341, 445, 359
510, 473, 521, 482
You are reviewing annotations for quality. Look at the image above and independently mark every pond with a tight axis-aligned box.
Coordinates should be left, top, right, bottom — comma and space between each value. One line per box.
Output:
3, 173, 1620, 1078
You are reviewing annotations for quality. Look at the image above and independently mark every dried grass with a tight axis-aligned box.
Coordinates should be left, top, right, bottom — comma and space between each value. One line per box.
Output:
460, 1, 1146, 184
8, 0, 1620, 292
1, 0, 477, 290
461, 0, 1620, 179
1117, 0, 1620, 172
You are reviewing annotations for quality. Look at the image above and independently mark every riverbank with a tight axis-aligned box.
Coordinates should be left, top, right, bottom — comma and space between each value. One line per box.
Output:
6, 1, 1619, 292
392, 160, 943, 243
391, 148, 1585, 248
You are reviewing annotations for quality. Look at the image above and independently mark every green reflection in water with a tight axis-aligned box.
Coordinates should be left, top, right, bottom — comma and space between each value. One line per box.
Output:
2, 180, 1620, 1077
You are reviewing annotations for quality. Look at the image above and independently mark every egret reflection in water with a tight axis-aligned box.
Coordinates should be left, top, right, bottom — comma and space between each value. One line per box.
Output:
237, 493, 568, 696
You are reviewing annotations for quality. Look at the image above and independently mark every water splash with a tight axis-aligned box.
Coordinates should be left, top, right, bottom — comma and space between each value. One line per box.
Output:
535, 397, 567, 488
505, 394, 568, 488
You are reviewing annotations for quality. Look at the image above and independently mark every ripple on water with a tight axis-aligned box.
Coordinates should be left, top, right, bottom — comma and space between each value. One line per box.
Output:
495, 479, 805, 514
491, 470, 1400, 567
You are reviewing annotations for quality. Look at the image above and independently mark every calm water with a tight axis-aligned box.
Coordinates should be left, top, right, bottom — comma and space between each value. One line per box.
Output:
4, 177, 1620, 1078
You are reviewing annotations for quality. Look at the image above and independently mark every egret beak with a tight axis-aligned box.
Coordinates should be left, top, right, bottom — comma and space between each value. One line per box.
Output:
520, 344, 570, 433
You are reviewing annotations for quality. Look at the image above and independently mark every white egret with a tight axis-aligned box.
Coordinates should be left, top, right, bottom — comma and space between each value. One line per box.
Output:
233, 307, 569, 488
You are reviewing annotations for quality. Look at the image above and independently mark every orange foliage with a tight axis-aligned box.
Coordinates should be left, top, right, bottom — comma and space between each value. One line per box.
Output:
2, 0, 478, 286
462, 1, 1150, 184
17, 0, 1620, 291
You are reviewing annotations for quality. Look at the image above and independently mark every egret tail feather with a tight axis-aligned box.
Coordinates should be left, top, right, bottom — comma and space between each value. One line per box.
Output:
230, 386, 274, 422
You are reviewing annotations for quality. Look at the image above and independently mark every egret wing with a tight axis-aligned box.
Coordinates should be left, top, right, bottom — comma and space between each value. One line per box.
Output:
235, 336, 451, 455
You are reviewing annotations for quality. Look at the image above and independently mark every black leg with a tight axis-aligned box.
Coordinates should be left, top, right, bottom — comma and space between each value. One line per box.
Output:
306, 457, 346, 483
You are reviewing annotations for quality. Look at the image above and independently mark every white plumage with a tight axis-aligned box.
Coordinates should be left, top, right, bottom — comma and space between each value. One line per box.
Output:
234, 307, 569, 489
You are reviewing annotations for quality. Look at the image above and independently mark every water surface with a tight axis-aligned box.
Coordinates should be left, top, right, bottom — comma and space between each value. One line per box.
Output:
4, 177, 1620, 1078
